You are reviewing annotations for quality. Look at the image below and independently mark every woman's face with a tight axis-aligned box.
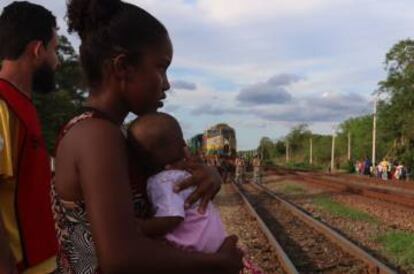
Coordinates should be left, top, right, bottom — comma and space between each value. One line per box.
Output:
124, 35, 173, 116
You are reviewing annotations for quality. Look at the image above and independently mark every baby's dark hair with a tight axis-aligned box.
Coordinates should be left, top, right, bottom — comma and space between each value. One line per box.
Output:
66, 0, 168, 87
128, 113, 186, 170
0, 1, 56, 60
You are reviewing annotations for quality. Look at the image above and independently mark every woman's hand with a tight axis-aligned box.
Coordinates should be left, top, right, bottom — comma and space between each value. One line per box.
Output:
216, 235, 244, 274
166, 147, 222, 214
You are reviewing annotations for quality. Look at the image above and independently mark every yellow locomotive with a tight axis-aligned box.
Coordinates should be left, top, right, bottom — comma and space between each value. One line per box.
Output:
189, 123, 237, 157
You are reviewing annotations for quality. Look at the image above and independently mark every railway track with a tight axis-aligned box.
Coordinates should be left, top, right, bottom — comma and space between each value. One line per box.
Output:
231, 181, 397, 274
296, 172, 414, 208
321, 173, 414, 192
264, 167, 414, 208
332, 174, 414, 191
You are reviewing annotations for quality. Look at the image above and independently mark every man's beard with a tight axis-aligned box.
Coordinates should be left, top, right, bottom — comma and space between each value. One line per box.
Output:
32, 62, 56, 94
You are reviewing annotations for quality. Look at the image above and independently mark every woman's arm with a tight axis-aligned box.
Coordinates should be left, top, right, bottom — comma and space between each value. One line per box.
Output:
72, 120, 242, 274
137, 216, 182, 237
166, 147, 223, 214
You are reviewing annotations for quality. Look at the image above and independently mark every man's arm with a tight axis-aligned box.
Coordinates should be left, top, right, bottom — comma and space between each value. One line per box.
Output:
0, 211, 17, 274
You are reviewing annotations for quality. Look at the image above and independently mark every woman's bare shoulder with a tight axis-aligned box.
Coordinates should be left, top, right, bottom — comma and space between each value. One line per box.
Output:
60, 118, 125, 153
55, 118, 128, 199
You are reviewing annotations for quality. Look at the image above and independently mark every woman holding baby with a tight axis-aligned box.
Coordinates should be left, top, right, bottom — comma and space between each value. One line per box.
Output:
52, 0, 245, 273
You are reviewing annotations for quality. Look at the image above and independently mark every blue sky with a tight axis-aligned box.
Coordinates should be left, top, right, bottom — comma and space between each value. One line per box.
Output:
2, 0, 414, 149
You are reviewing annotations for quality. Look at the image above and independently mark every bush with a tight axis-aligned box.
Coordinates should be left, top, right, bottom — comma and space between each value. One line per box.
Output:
341, 160, 356, 173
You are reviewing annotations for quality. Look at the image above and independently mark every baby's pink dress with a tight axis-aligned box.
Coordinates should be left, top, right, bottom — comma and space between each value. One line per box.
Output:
147, 170, 263, 273
147, 170, 226, 253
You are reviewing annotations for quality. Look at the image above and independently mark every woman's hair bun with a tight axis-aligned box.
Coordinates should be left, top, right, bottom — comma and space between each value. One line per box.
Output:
67, 0, 122, 39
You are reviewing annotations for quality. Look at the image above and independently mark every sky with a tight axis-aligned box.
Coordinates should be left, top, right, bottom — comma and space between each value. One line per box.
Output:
2, 0, 414, 150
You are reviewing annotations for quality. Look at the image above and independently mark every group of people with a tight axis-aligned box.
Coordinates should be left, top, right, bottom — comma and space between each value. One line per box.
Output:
355, 158, 408, 181
0, 1, 265, 273
200, 154, 263, 185
375, 160, 408, 181
234, 155, 262, 184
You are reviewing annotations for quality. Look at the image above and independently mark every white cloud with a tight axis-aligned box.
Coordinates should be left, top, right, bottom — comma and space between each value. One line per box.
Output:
197, 0, 329, 25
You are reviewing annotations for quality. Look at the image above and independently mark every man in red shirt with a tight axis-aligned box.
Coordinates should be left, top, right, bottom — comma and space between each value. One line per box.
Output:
0, 2, 60, 273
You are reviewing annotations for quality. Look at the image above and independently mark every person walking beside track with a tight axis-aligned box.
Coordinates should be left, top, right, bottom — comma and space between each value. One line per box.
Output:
363, 157, 372, 176
252, 155, 262, 184
380, 159, 390, 181
235, 156, 245, 184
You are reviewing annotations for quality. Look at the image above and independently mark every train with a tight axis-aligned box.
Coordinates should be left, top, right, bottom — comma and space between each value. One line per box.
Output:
188, 123, 237, 158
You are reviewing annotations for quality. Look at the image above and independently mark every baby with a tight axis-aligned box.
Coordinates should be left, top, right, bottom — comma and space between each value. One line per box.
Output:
128, 112, 262, 273
128, 112, 226, 252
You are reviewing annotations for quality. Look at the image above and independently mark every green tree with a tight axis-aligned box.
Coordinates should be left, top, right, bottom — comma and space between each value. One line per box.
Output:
377, 39, 414, 167
311, 134, 332, 164
274, 140, 286, 156
336, 115, 373, 162
257, 137, 274, 160
285, 123, 312, 162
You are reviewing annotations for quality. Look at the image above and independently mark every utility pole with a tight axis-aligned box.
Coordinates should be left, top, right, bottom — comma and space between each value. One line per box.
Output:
372, 97, 377, 166
310, 138, 313, 164
347, 132, 351, 161
331, 131, 336, 172
261, 144, 264, 160
286, 142, 289, 163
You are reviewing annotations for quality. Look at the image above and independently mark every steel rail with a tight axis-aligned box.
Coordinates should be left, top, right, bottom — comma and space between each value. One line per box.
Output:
251, 182, 397, 274
230, 181, 299, 274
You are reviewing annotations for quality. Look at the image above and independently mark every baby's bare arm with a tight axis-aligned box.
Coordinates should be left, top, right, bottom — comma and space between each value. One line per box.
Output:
137, 216, 183, 237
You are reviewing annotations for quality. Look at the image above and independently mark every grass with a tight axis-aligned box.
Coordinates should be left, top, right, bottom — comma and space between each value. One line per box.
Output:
313, 196, 378, 223
281, 184, 306, 194
284, 162, 324, 171
377, 231, 414, 267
